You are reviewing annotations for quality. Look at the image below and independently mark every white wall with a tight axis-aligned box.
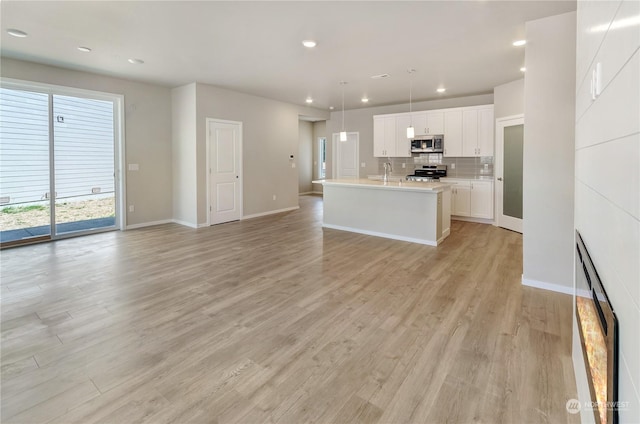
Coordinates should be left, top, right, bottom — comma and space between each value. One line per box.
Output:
0, 58, 173, 227
574, 1, 640, 421
522, 12, 576, 290
298, 120, 313, 194
171, 83, 197, 226
325, 94, 494, 179
192, 83, 328, 223
494, 78, 524, 119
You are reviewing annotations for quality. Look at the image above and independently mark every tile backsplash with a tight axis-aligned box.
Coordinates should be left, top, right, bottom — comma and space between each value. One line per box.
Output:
377, 154, 494, 178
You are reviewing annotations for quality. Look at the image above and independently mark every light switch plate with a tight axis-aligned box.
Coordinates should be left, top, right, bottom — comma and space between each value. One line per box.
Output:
361, 162, 366, 168
128, 164, 139, 171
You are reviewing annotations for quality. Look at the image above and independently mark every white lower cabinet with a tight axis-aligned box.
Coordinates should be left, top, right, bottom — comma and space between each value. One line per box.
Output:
444, 179, 494, 220
469, 181, 493, 218
451, 181, 471, 216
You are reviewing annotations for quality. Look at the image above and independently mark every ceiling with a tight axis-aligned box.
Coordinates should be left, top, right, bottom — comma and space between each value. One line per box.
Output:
1, 1, 576, 111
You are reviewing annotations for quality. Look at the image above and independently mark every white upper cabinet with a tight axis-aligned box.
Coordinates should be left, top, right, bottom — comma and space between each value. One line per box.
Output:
411, 112, 427, 135
373, 104, 493, 158
461, 105, 494, 157
410, 111, 444, 135
477, 107, 494, 156
443, 110, 462, 157
374, 115, 405, 157
394, 115, 412, 157
462, 110, 479, 157
426, 111, 444, 135
373, 116, 386, 157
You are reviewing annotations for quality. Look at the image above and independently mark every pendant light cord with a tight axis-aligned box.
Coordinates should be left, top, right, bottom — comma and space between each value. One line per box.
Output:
341, 81, 346, 132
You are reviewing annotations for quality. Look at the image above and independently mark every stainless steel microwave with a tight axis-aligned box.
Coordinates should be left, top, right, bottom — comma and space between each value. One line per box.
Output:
411, 135, 443, 153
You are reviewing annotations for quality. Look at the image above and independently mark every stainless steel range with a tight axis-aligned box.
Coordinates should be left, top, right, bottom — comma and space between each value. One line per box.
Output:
406, 165, 447, 182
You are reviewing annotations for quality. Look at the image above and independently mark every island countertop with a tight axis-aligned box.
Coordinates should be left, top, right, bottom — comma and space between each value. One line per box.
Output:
312, 178, 451, 193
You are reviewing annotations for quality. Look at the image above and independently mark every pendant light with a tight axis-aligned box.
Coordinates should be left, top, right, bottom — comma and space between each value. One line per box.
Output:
340, 81, 347, 142
407, 69, 416, 139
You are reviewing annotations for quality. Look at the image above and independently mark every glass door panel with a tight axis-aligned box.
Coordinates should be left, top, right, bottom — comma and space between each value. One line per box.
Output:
0, 88, 51, 244
503, 124, 524, 219
53, 94, 115, 235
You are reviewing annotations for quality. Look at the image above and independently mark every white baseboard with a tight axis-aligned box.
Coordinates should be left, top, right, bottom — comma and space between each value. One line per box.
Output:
126, 219, 173, 230
451, 216, 494, 225
299, 192, 313, 196
441, 228, 451, 240
312, 191, 323, 195
323, 223, 438, 246
242, 206, 299, 220
171, 219, 198, 229
521, 276, 574, 295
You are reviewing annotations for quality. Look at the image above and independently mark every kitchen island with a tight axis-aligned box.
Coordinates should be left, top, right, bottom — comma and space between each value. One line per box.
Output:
313, 178, 451, 246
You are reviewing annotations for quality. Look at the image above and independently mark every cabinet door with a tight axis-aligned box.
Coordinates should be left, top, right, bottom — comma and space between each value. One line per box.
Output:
394, 115, 411, 157
411, 112, 428, 135
470, 181, 494, 218
383, 116, 396, 157
477, 107, 494, 156
444, 110, 462, 157
462, 110, 478, 157
426, 112, 444, 134
373, 117, 386, 157
452, 183, 471, 216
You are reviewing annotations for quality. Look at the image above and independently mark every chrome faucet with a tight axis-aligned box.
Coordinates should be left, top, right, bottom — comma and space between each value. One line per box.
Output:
383, 162, 392, 182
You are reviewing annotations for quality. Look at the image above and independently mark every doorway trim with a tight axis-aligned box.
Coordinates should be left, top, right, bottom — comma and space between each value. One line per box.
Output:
331, 132, 359, 179
205, 118, 243, 226
0, 77, 126, 241
495, 114, 524, 233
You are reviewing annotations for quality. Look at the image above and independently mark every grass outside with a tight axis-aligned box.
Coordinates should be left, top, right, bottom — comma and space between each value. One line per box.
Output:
0, 197, 115, 231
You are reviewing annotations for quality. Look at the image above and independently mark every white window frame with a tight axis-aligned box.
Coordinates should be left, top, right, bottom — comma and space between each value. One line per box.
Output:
0, 77, 126, 233
318, 136, 327, 179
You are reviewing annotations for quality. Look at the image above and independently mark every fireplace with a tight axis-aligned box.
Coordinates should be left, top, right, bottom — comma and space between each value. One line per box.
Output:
575, 231, 619, 424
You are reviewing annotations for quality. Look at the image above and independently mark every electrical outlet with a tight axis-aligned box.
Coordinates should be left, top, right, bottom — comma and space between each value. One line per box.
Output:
451, 163, 456, 170
361, 162, 366, 168
129, 205, 135, 212
402, 163, 406, 168
272, 195, 276, 201
292, 163, 296, 168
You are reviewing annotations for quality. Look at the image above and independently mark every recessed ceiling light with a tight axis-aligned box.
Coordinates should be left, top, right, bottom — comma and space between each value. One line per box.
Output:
77, 46, 92, 53
513, 40, 526, 47
7, 29, 28, 38
520, 67, 526, 72
128, 58, 144, 64
361, 97, 369, 103
329, 106, 334, 110
436, 88, 446, 93
302, 40, 317, 48
305, 97, 313, 104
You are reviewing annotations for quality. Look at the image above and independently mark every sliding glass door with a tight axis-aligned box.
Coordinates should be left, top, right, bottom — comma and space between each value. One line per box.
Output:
0, 84, 121, 246
53, 94, 116, 236
0, 88, 52, 243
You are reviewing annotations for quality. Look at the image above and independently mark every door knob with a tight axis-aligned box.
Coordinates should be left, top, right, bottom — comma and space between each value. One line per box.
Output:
497, 177, 503, 181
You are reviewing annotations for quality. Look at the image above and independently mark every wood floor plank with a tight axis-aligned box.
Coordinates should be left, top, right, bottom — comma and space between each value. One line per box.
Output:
0, 195, 579, 423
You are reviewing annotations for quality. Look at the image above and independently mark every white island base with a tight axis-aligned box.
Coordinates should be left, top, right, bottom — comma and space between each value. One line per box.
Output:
316, 179, 451, 246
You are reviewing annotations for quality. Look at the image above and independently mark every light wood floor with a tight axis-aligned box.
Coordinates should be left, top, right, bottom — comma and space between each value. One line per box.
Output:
1, 195, 578, 424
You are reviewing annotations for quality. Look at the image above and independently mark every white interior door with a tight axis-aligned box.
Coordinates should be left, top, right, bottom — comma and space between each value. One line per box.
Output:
495, 115, 524, 233
332, 132, 359, 179
208, 120, 242, 225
